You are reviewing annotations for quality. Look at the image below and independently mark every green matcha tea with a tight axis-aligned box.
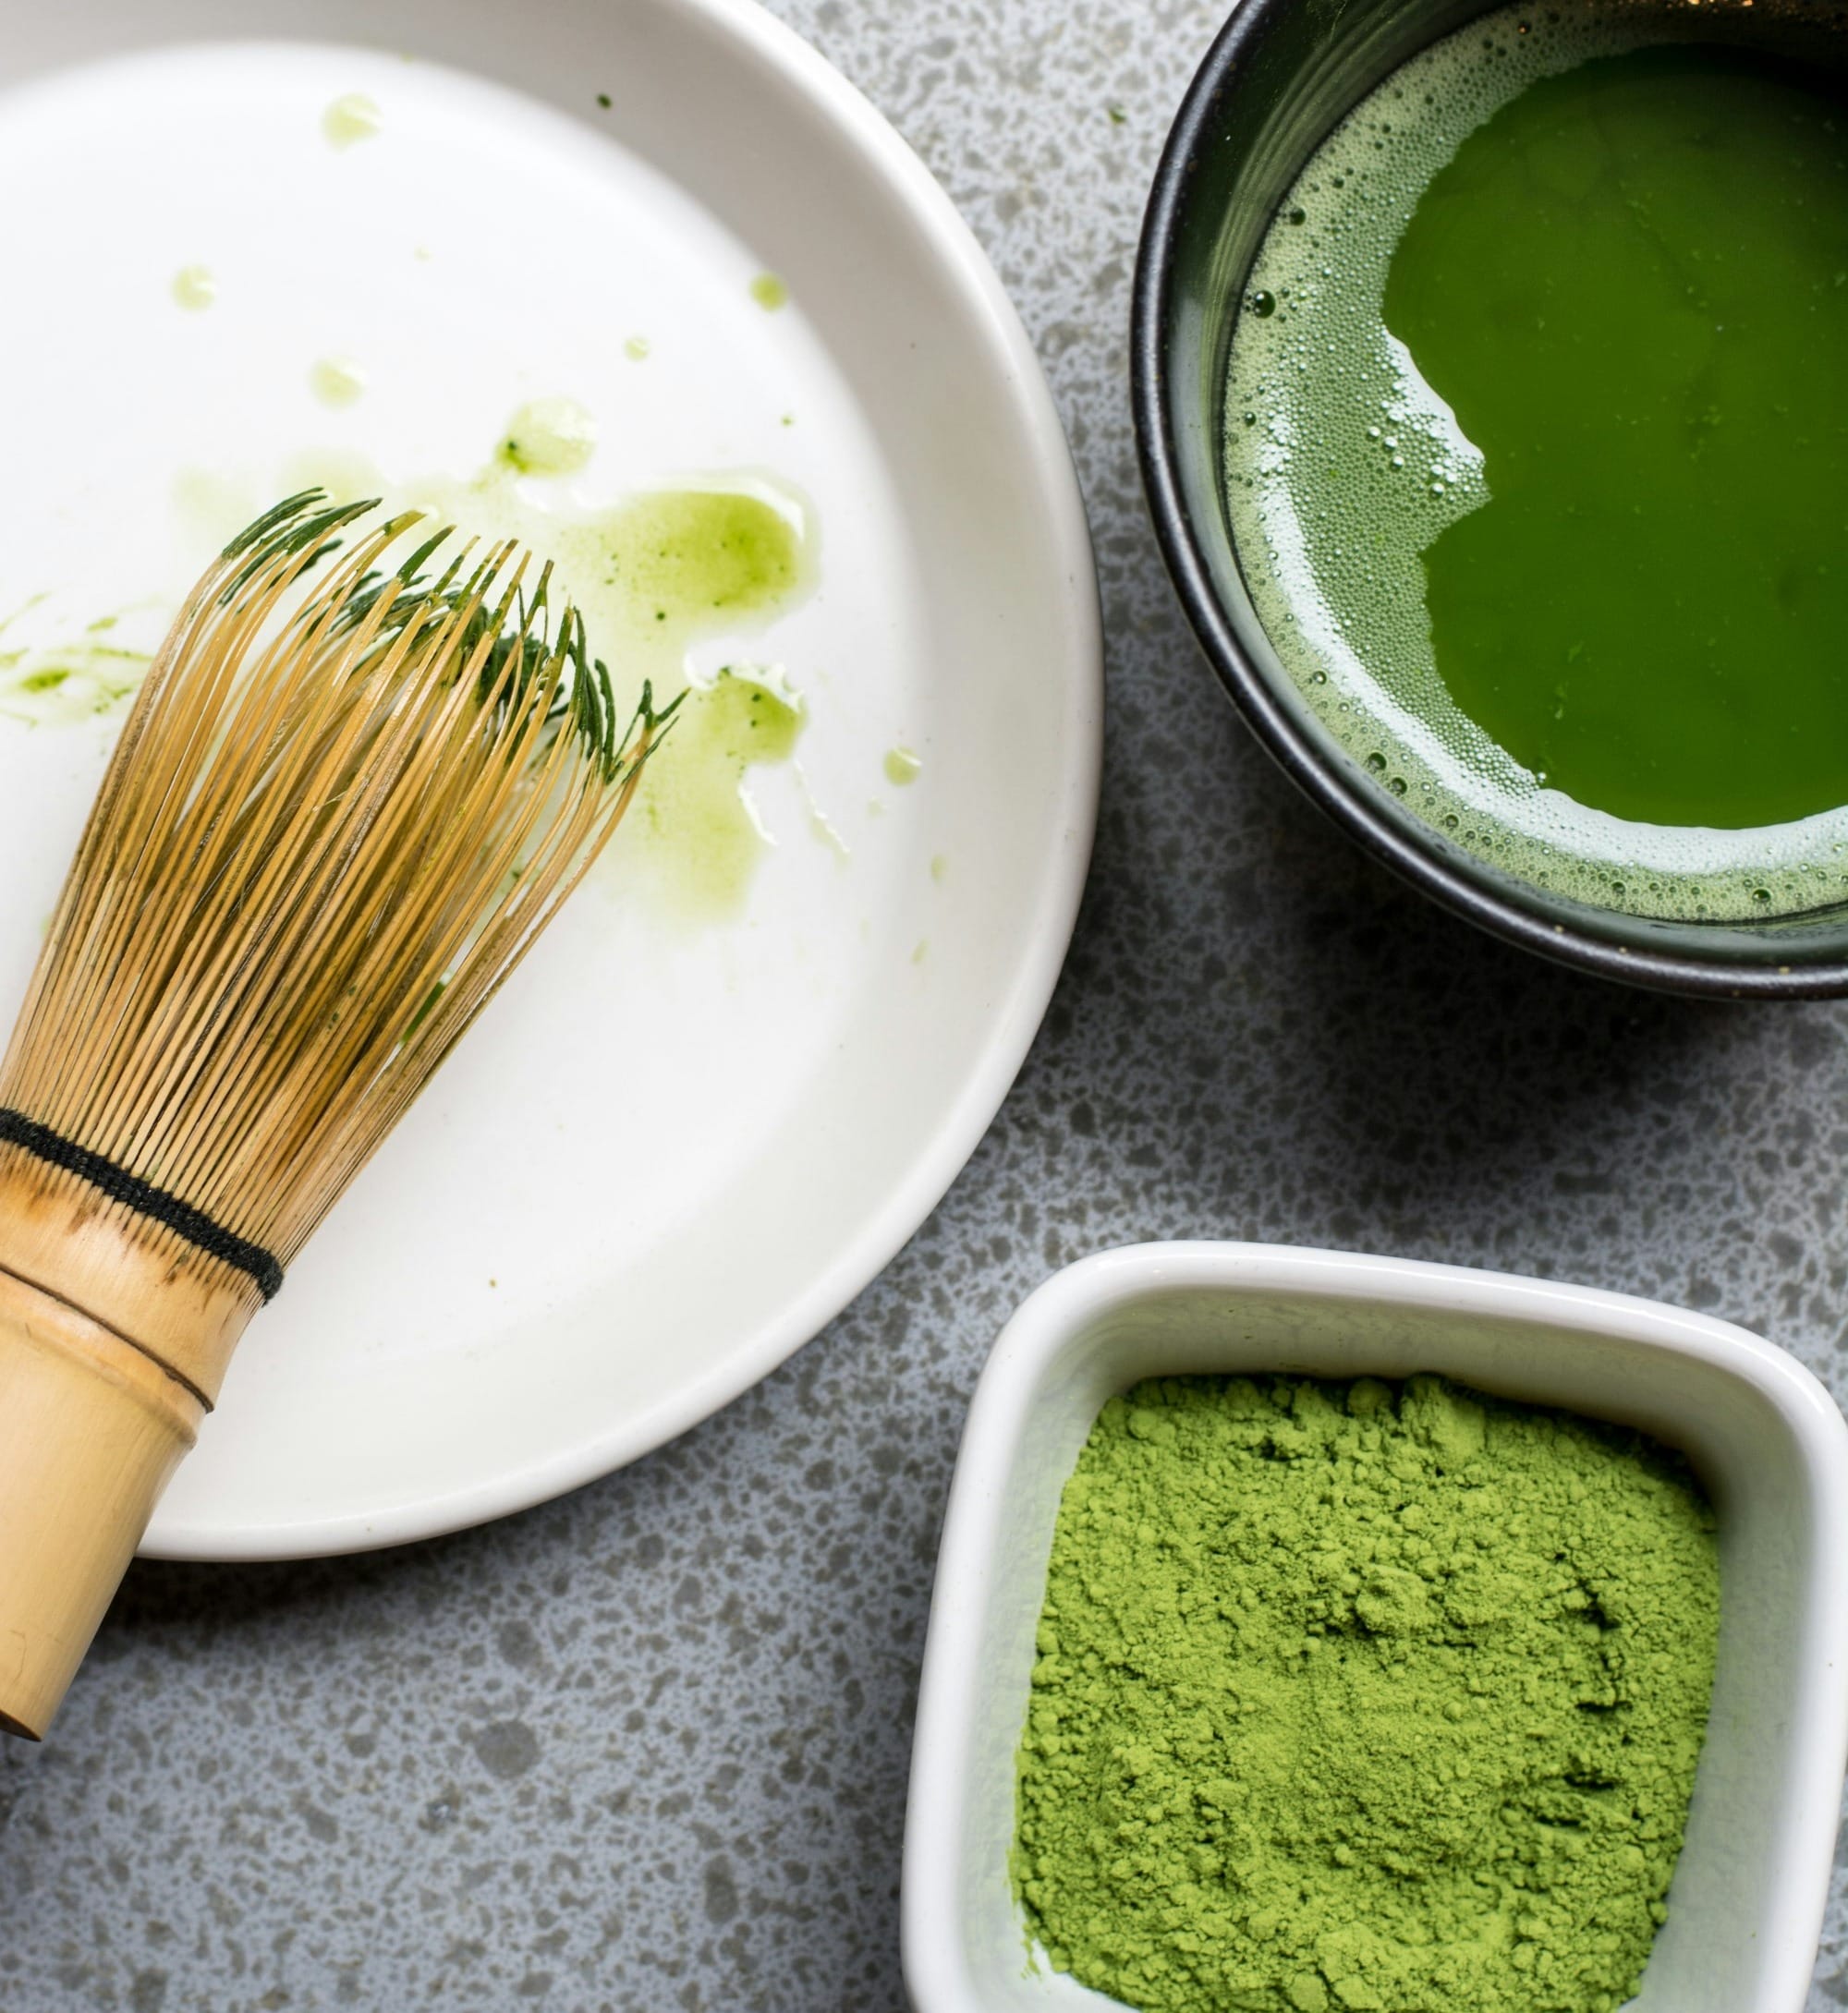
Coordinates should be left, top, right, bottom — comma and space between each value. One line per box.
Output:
1223, 0, 1848, 921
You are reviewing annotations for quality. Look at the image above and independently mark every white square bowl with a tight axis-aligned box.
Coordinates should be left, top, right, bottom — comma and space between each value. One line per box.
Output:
903, 1243, 1848, 2013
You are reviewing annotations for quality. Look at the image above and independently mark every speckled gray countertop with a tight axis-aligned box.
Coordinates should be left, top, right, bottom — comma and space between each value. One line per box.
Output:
4, 2, 1846, 2008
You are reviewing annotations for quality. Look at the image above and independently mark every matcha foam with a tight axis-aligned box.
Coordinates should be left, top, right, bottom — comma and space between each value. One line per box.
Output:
1223, 0, 1848, 924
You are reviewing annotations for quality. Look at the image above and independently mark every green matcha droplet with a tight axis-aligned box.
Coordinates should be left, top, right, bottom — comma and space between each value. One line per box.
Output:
171, 265, 215, 312
749, 273, 789, 312
884, 746, 923, 786
309, 357, 368, 408
496, 396, 597, 476
322, 92, 383, 149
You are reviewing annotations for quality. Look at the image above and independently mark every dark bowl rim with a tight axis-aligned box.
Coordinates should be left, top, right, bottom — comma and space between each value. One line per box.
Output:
1128, 0, 1848, 1000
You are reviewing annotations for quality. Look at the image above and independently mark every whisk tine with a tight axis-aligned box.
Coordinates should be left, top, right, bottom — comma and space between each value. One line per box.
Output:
0, 492, 665, 1279
74, 547, 432, 1162
15, 510, 417, 1153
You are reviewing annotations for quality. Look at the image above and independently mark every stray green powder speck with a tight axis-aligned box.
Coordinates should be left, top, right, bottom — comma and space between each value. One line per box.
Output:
1014, 1373, 1720, 2013
322, 91, 383, 149
496, 396, 597, 477
171, 264, 215, 311
309, 357, 367, 409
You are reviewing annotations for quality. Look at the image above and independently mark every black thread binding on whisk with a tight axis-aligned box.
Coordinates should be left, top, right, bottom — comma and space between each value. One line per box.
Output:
0, 1109, 285, 1301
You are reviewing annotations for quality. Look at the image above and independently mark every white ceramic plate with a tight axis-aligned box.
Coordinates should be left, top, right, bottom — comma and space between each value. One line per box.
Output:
0, 0, 1100, 1558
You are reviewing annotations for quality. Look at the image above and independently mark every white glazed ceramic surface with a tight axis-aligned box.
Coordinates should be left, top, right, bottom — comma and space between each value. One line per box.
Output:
903, 1243, 1848, 2013
0, 1, 1100, 1557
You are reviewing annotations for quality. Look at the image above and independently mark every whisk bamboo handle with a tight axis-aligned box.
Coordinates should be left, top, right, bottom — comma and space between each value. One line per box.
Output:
0, 1269, 203, 1740
0, 1158, 258, 1738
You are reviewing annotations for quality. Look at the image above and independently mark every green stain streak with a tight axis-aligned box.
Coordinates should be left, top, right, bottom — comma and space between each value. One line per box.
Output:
0, 637, 152, 725
1388, 46, 1848, 830
593, 492, 811, 916
644, 671, 806, 917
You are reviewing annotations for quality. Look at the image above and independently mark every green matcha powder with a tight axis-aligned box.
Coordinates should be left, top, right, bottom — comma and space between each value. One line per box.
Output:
1013, 1375, 1720, 2013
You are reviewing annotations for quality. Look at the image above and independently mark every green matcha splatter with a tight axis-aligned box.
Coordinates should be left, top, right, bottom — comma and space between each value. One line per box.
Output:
164, 422, 816, 913
310, 357, 367, 408
625, 335, 650, 361
394, 456, 814, 915
749, 273, 789, 312
639, 670, 805, 916
322, 92, 382, 148
884, 746, 922, 786
579, 491, 811, 914
577, 487, 800, 629
497, 396, 597, 477
1015, 1373, 1720, 2013
171, 265, 215, 311
0, 636, 152, 726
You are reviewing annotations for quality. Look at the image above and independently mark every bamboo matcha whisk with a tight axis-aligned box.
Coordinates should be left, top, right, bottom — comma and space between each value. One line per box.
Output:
0, 493, 665, 1740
